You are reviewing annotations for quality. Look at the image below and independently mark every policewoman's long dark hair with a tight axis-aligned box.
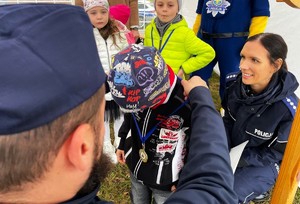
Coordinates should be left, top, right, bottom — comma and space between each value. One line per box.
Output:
246, 33, 288, 72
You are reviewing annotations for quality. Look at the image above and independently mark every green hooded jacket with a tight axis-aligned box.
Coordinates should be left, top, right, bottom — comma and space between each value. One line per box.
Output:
144, 17, 215, 75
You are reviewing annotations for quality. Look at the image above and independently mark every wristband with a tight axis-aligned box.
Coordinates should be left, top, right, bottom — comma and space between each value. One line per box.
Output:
130, 27, 139, 31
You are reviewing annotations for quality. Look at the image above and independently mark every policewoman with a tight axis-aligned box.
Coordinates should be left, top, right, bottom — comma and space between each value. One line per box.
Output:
222, 33, 299, 203
192, 0, 270, 98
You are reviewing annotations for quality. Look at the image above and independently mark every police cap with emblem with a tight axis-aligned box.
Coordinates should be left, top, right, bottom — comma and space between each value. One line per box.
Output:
0, 4, 106, 134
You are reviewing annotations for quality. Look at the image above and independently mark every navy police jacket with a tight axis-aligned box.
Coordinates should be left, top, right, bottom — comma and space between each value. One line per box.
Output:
222, 69, 299, 167
62, 187, 112, 204
166, 85, 238, 203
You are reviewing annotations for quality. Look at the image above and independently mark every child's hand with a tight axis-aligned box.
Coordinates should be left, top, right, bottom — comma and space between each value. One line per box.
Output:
116, 149, 126, 164
177, 68, 185, 79
130, 30, 140, 40
171, 185, 176, 192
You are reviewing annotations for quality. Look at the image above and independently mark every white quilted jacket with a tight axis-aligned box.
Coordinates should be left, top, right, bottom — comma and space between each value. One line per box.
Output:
93, 26, 129, 101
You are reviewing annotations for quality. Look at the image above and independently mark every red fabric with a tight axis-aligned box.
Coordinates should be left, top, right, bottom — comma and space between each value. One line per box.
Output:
167, 64, 175, 88
110, 4, 130, 24
125, 32, 136, 44
151, 64, 175, 109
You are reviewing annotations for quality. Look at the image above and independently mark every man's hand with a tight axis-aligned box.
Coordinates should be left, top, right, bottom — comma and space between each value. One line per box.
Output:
181, 76, 208, 98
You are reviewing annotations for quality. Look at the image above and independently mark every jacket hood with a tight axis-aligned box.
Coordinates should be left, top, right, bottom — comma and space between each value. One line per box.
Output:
150, 15, 188, 30
237, 69, 299, 105
278, 69, 299, 99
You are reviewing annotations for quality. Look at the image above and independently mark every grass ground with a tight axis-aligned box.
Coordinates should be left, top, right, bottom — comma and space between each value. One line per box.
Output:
98, 72, 300, 203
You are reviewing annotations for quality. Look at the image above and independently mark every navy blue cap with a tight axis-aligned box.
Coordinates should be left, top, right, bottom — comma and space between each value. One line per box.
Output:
0, 4, 106, 134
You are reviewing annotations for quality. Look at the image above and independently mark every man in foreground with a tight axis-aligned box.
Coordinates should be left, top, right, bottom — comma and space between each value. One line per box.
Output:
0, 3, 237, 203
0, 4, 112, 203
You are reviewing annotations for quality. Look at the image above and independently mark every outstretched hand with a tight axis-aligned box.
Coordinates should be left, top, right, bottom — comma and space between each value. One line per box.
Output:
181, 76, 208, 99
116, 149, 126, 164
131, 30, 140, 40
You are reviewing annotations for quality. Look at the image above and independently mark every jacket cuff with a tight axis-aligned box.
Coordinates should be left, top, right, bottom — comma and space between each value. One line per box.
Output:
118, 137, 126, 150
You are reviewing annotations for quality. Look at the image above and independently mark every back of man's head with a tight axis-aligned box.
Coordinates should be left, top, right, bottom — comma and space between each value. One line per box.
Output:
0, 3, 106, 198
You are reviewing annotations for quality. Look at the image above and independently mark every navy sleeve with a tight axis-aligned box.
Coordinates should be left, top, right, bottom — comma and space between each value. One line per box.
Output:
221, 88, 234, 148
196, 0, 204, 14
118, 113, 131, 139
222, 111, 234, 149
117, 113, 131, 150
165, 87, 238, 204
252, 0, 270, 17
